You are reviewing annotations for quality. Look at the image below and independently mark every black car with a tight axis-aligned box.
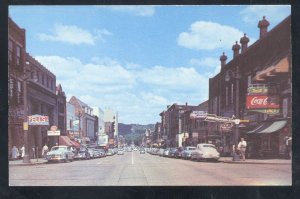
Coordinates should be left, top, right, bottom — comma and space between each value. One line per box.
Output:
174, 147, 184, 158
168, 148, 177, 158
74, 147, 91, 160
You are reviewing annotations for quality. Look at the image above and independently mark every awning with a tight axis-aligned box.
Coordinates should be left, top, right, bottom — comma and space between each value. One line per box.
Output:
247, 120, 287, 134
260, 120, 287, 133
253, 57, 289, 81
60, 136, 81, 148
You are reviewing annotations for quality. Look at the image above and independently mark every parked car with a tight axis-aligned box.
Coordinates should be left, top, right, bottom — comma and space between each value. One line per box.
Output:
140, 148, 145, 154
168, 148, 177, 158
46, 145, 74, 163
117, 149, 124, 155
174, 147, 184, 158
163, 148, 170, 157
158, 148, 165, 156
87, 148, 97, 158
92, 149, 101, 158
97, 149, 106, 157
74, 147, 91, 160
106, 148, 114, 156
190, 144, 220, 162
182, 146, 196, 159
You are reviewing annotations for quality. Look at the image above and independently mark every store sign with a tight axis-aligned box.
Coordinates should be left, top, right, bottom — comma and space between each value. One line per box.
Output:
249, 109, 280, 114
190, 111, 207, 119
108, 139, 114, 145
204, 114, 234, 123
98, 134, 108, 146
192, 132, 199, 138
47, 130, 60, 136
247, 86, 277, 95
28, 115, 49, 125
246, 95, 279, 109
220, 123, 233, 132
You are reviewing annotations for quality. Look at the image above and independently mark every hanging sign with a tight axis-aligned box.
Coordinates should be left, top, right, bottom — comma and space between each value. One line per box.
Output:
247, 86, 277, 95
28, 115, 49, 125
246, 95, 280, 109
190, 111, 208, 119
220, 123, 233, 132
47, 130, 60, 136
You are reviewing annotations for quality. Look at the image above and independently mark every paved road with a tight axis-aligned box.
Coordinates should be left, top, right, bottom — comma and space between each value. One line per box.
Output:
9, 151, 291, 186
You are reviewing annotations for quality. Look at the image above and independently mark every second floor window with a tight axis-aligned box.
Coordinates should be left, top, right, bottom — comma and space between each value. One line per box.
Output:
225, 87, 228, 106
16, 46, 21, 66
231, 84, 234, 104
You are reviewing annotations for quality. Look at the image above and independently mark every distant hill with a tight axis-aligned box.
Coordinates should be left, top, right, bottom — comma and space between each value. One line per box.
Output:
118, 123, 155, 136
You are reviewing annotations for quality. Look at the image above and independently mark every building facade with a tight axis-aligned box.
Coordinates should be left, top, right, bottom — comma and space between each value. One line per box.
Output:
68, 96, 97, 143
208, 16, 291, 158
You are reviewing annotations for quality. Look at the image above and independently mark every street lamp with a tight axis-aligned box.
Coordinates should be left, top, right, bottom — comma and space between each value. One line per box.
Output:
225, 66, 241, 146
23, 61, 38, 163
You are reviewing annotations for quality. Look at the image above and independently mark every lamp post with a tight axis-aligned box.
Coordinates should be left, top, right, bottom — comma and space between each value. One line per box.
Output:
225, 66, 241, 146
23, 61, 38, 163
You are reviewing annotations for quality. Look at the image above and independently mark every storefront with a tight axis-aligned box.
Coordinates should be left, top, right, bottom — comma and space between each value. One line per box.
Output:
246, 120, 288, 158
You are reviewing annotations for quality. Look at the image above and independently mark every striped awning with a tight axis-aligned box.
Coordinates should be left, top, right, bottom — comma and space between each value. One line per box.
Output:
247, 120, 287, 134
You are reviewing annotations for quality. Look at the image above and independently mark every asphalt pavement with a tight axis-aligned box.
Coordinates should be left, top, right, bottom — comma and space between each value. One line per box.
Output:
9, 151, 292, 186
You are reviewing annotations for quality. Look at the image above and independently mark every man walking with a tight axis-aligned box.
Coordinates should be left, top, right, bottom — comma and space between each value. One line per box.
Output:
238, 137, 247, 161
42, 144, 49, 159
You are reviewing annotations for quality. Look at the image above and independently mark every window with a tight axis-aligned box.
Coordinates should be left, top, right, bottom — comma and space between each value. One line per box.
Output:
8, 40, 13, 62
16, 45, 21, 66
231, 84, 234, 104
17, 80, 23, 104
248, 75, 252, 87
225, 87, 228, 106
42, 74, 45, 85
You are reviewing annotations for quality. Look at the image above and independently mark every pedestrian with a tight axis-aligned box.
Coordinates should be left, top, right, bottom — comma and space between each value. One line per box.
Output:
42, 144, 49, 159
20, 145, 25, 159
11, 146, 19, 160
284, 136, 292, 159
238, 138, 247, 161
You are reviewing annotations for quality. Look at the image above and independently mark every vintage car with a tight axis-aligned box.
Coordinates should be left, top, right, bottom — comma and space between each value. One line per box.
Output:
46, 145, 74, 163
190, 144, 220, 162
181, 146, 196, 159
74, 147, 91, 160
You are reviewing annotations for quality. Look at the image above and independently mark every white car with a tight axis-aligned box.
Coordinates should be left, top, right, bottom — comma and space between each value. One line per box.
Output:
117, 150, 124, 155
190, 144, 220, 162
46, 145, 74, 163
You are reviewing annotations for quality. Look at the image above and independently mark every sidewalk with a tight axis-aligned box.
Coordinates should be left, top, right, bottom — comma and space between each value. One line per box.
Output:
9, 158, 48, 166
219, 157, 291, 165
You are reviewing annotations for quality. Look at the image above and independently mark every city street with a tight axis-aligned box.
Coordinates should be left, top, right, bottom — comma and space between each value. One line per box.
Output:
9, 151, 291, 186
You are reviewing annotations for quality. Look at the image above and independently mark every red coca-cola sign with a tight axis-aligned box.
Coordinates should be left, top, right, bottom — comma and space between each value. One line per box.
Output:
246, 95, 279, 109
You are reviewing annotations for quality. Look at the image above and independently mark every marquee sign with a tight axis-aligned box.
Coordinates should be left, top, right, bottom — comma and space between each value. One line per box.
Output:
246, 95, 279, 109
190, 111, 208, 119
204, 114, 235, 123
28, 115, 49, 125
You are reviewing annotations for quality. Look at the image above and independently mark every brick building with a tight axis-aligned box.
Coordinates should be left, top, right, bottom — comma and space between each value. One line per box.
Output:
208, 16, 291, 158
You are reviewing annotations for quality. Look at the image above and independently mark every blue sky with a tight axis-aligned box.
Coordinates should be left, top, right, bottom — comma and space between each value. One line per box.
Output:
9, 5, 291, 124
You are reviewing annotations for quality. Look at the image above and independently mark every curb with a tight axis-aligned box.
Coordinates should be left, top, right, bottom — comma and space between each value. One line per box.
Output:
221, 160, 291, 165
9, 161, 47, 166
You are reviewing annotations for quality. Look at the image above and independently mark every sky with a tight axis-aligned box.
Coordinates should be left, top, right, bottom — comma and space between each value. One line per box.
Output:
9, 5, 291, 125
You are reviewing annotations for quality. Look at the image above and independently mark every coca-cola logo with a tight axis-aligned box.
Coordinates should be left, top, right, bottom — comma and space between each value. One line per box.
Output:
250, 97, 271, 105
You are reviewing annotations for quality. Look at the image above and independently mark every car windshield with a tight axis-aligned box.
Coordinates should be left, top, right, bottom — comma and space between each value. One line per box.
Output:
202, 145, 217, 149
51, 147, 66, 151
187, 147, 196, 150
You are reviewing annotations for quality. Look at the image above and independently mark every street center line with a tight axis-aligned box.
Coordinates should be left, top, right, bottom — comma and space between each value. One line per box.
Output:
132, 151, 134, 165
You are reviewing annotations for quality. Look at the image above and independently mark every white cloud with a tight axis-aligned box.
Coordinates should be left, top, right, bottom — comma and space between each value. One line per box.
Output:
240, 5, 291, 25
38, 24, 111, 45
35, 55, 209, 124
177, 21, 247, 50
189, 57, 221, 76
111, 6, 155, 16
